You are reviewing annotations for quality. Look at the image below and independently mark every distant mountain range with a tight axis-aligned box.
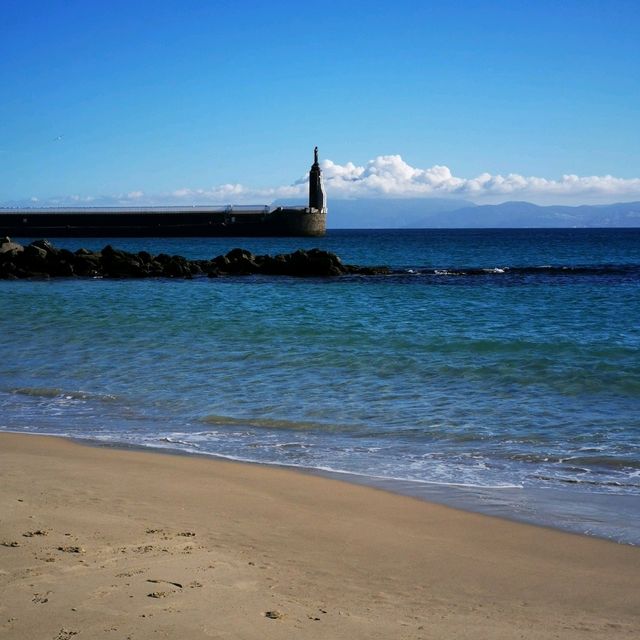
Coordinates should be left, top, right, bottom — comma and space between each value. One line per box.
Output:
425, 200, 640, 229
275, 198, 640, 228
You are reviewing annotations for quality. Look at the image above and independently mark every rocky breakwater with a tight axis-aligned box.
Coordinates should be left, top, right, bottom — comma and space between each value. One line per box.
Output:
0, 238, 390, 279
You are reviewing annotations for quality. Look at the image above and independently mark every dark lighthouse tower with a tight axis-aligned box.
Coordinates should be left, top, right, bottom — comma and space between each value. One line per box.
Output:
308, 146, 326, 212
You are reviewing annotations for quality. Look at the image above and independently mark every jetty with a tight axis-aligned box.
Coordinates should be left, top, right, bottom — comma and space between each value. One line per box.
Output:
0, 148, 327, 238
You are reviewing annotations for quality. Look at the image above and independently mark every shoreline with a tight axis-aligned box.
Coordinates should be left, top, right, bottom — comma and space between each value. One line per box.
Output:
1, 431, 639, 639
4, 429, 640, 546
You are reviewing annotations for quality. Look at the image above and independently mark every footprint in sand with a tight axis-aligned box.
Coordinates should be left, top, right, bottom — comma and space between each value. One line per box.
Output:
32, 591, 51, 604
23, 529, 50, 537
57, 546, 85, 554
147, 579, 183, 588
37, 555, 56, 563
116, 569, 146, 578
264, 610, 285, 620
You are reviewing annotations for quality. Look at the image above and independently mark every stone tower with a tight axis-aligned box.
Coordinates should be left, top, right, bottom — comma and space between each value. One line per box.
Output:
308, 146, 326, 212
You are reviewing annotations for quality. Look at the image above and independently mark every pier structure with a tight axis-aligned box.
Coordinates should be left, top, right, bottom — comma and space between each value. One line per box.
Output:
0, 148, 327, 237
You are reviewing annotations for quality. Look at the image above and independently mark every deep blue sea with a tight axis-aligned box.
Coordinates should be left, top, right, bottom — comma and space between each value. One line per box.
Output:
2, 229, 639, 543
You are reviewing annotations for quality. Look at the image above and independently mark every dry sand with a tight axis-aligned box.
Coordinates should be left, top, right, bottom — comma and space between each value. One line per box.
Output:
1, 433, 639, 639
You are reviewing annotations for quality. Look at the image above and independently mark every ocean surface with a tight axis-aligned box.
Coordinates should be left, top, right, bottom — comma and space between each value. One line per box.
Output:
2, 228, 639, 543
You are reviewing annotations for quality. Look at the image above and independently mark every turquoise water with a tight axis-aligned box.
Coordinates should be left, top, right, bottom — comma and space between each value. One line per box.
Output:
2, 229, 639, 542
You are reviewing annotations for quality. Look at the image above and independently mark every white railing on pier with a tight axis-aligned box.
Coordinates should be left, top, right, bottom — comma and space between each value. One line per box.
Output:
0, 205, 322, 216
0, 205, 273, 215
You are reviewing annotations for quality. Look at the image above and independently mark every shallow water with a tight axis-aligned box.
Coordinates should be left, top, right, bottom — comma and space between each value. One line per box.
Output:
2, 229, 639, 543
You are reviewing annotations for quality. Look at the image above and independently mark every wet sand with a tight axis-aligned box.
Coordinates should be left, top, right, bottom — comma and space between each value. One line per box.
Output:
1, 432, 639, 639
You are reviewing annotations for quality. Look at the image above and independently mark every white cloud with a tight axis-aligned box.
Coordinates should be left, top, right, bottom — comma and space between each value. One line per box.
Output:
166, 181, 304, 205
313, 156, 640, 203
7, 156, 640, 207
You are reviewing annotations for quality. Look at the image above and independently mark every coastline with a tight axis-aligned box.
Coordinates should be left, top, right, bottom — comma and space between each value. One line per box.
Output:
1, 432, 639, 639
155, 445, 640, 546
9, 428, 638, 545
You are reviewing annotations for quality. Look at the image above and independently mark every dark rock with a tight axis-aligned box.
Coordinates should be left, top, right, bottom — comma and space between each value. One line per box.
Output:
147, 260, 164, 276
259, 248, 346, 277
73, 253, 102, 276
163, 258, 187, 278
299, 248, 345, 276
189, 262, 203, 276
15, 246, 50, 275
226, 248, 255, 263
51, 260, 75, 277
211, 255, 230, 269
0, 240, 390, 280
259, 253, 290, 275
23, 244, 48, 263
17, 243, 76, 277
58, 248, 75, 262
31, 239, 58, 257
223, 248, 260, 274
105, 256, 145, 277
0, 260, 17, 278
101, 245, 147, 277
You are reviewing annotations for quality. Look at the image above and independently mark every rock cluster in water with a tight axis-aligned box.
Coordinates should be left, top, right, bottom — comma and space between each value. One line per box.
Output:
0, 237, 390, 279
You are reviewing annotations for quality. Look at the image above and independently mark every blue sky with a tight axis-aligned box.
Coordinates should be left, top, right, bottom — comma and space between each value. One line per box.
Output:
1, 0, 639, 205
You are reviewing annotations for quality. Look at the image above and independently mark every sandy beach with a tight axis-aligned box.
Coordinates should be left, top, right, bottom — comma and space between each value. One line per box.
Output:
1, 433, 639, 639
